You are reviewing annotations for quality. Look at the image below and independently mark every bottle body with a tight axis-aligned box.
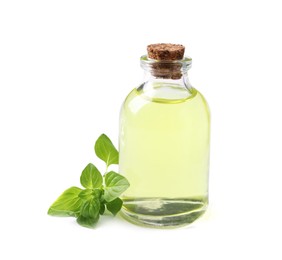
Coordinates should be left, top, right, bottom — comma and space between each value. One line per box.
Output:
119, 79, 210, 227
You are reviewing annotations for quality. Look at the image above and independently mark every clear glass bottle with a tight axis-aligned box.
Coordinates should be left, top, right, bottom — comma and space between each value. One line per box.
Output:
119, 44, 210, 228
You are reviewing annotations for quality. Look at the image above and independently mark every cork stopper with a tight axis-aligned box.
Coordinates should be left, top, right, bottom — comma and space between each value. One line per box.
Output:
146, 43, 185, 79
147, 43, 185, 60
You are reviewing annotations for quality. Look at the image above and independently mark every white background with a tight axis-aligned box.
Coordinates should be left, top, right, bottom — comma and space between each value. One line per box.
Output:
0, 0, 281, 259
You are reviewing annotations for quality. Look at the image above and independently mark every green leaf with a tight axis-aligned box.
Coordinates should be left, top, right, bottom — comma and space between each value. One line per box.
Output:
99, 203, 105, 215
93, 189, 102, 198
79, 189, 102, 201
76, 197, 100, 228
78, 189, 94, 201
104, 171, 130, 202
48, 187, 83, 217
80, 198, 100, 219
94, 134, 119, 167
77, 215, 99, 228
80, 163, 103, 189
106, 197, 123, 216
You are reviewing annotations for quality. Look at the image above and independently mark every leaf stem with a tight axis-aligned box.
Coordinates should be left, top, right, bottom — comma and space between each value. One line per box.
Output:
104, 165, 109, 176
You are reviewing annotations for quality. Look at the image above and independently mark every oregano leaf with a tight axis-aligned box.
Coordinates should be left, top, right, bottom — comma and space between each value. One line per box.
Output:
94, 134, 119, 167
79, 189, 102, 201
106, 197, 123, 216
48, 187, 83, 217
48, 134, 130, 229
99, 203, 105, 215
104, 171, 130, 202
80, 163, 103, 189
80, 198, 100, 219
76, 195, 101, 228
77, 215, 99, 228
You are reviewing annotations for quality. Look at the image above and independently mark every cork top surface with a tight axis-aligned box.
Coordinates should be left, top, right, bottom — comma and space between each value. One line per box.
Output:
147, 43, 185, 60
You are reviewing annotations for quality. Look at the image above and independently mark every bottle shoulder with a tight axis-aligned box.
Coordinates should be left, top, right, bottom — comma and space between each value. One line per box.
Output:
123, 85, 208, 104
121, 86, 210, 117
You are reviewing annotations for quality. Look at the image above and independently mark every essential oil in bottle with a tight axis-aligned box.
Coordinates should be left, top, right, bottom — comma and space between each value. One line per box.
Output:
119, 44, 210, 228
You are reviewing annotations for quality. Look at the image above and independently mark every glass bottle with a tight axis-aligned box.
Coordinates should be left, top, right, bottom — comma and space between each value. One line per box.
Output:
119, 44, 210, 228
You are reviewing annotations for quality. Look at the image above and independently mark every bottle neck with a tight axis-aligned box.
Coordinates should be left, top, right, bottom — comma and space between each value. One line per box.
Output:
143, 71, 192, 89
139, 56, 193, 101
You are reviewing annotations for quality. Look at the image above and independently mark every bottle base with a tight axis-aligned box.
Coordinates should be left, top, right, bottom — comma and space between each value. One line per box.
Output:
121, 198, 207, 228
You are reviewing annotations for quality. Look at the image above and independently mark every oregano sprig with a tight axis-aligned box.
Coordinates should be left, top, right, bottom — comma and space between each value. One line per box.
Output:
48, 134, 130, 228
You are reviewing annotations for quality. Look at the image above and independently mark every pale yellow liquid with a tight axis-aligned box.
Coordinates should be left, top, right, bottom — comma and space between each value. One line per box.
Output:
119, 83, 210, 227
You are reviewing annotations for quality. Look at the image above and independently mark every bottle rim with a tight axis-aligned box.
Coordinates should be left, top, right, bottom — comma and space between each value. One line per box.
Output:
140, 55, 192, 79
140, 55, 192, 71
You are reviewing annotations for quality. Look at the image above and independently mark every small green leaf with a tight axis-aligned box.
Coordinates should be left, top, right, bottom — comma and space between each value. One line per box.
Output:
79, 189, 93, 200
99, 203, 105, 215
80, 198, 100, 219
94, 134, 119, 167
77, 215, 99, 228
79, 189, 102, 201
104, 171, 130, 202
76, 198, 100, 228
80, 163, 103, 189
93, 189, 102, 198
48, 187, 83, 217
106, 197, 123, 216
